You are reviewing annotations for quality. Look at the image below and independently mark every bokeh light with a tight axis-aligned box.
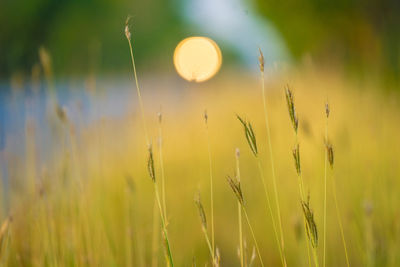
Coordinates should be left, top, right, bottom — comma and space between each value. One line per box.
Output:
173, 37, 222, 82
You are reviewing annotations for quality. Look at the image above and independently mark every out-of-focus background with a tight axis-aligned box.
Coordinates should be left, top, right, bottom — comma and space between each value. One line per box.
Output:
1, 0, 400, 266
1, 0, 400, 86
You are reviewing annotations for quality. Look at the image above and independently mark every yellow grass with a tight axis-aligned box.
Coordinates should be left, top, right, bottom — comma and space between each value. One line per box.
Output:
1, 68, 399, 266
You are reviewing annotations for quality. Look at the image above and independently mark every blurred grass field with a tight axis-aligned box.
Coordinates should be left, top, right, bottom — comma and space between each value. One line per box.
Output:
0, 67, 400, 266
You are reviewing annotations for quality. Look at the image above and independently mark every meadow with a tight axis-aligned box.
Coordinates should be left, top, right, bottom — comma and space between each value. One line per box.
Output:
0, 46, 400, 267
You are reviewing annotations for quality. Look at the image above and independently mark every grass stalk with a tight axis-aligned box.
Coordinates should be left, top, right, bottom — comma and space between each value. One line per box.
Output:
256, 159, 285, 266
204, 111, 215, 255
324, 102, 349, 267
235, 149, 244, 267
151, 200, 160, 267
242, 208, 264, 267
194, 192, 216, 265
285, 86, 314, 266
125, 21, 149, 144
332, 175, 350, 267
158, 111, 168, 224
323, 103, 328, 267
258, 49, 287, 266
125, 19, 173, 265
236, 115, 284, 266
226, 168, 264, 267
154, 182, 174, 267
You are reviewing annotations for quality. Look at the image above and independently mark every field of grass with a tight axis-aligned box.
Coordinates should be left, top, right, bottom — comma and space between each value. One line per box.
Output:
0, 57, 400, 266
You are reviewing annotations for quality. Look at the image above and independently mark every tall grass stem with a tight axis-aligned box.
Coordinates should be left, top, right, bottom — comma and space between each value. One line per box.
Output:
260, 68, 287, 267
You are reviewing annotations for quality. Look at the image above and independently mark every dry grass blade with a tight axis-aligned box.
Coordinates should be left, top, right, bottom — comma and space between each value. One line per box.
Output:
285, 85, 298, 133
236, 115, 258, 156
292, 144, 301, 176
147, 144, 156, 182
226, 175, 244, 205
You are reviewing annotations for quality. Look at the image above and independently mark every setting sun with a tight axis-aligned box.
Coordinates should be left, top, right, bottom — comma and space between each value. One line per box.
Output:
173, 36, 222, 82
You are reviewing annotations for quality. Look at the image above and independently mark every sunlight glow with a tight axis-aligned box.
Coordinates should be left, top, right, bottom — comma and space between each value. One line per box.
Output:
173, 37, 222, 82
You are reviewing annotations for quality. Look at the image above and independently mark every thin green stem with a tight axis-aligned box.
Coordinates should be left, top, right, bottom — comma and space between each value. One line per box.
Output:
205, 123, 215, 255
294, 134, 311, 267
151, 200, 160, 267
158, 122, 167, 223
312, 247, 320, 267
154, 183, 174, 267
332, 175, 350, 267
323, 118, 328, 267
242, 207, 265, 267
256, 159, 284, 266
202, 227, 216, 265
260, 71, 287, 267
127, 38, 149, 145
235, 153, 244, 267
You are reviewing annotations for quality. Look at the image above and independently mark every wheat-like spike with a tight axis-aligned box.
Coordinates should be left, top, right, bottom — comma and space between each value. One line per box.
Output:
285, 85, 299, 133
301, 197, 318, 249
325, 142, 334, 169
325, 102, 330, 118
236, 115, 258, 156
147, 144, 155, 182
226, 175, 244, 205
194, 192, 207, 231
258, 48, 265, 72
292, 144, 301, 176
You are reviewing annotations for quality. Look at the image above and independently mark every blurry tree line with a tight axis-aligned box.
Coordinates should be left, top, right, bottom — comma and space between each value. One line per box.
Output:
0, 0, 184, 78
255, 0, 400, 88
1, 0, 400, 88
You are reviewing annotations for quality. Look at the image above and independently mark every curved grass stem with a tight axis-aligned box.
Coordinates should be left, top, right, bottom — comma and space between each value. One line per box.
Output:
323, 118, 328, 267
332, 175, 350, 267
260, 71, 287, 267
154, 183, 174, 267
256, 159, 285, 266
235, 151, 244, 267
242, 208, 265, 267
205, 122, 215, 255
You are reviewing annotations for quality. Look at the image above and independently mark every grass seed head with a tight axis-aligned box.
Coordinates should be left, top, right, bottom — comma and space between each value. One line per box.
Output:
235, 147, 240, 159
292, 144, 301, 175
285, 85, 299, 133
204, 109, 209, 125
147, 144, 156, 182
325, 142, 334, 168
194, 192, 207, 231
125, 16, 131, 40
236, 115, 258, 156
301, 196, 318, 248
226, 175, 244, 205
258, 48, 265, 73
325, 101, 330, 118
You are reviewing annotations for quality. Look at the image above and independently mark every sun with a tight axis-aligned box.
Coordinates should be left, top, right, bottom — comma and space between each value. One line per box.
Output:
173, 37, 222, 82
